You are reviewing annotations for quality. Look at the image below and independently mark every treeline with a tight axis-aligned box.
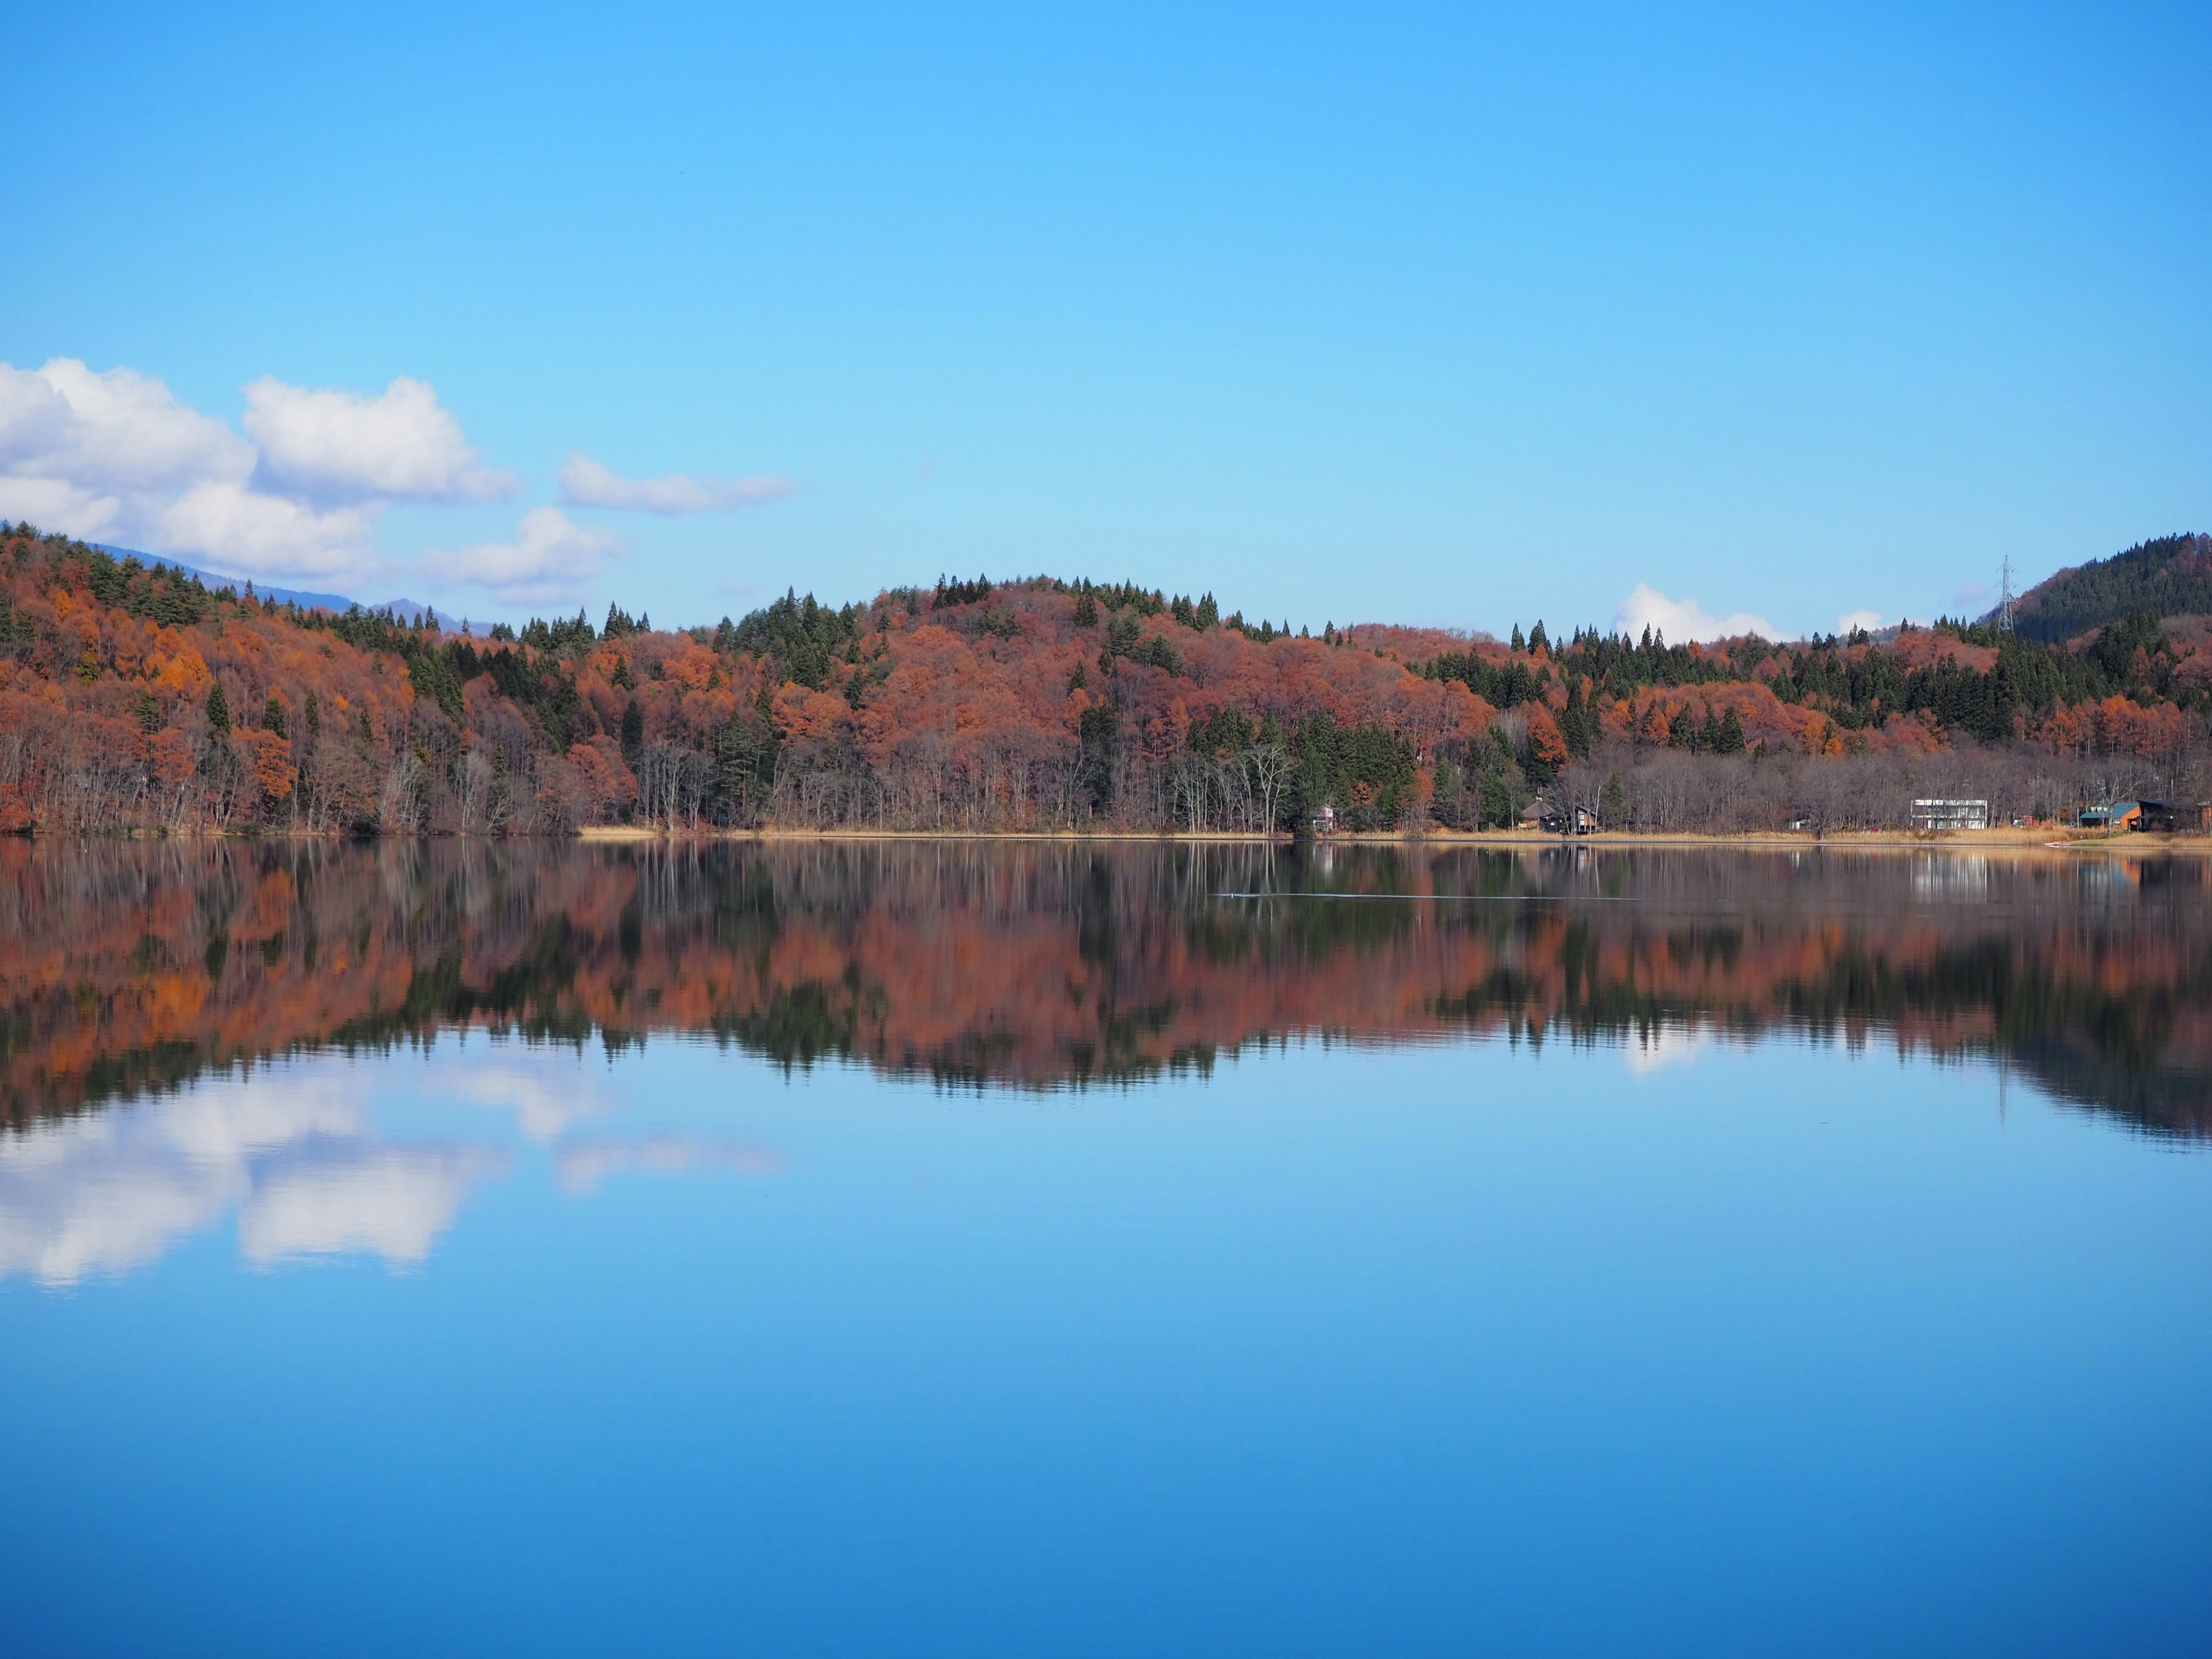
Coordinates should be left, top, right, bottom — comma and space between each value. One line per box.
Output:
1423, 611, 2206, 742
1, 522, 2207, 839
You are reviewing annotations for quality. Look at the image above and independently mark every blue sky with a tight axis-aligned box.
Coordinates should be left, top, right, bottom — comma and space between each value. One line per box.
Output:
3, 2, 2205, 638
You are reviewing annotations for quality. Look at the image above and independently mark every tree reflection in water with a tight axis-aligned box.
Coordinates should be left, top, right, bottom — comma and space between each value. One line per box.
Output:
2, 838, 2207, 1138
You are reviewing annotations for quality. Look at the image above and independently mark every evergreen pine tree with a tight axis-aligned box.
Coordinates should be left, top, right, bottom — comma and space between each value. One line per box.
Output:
1601, 772, 1629, 830
1479, 768, 1513, 830
1563, 681, 1593, 758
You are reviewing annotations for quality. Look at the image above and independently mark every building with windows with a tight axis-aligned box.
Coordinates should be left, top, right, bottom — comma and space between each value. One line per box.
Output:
1518, 801, 1596, 835
2079, 801, 2142, 832
1911, 798, 1989, 831
2122, 801, 2211, 833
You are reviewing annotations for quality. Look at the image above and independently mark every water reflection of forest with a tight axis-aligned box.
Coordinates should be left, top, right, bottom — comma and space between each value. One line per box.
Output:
3, 839, 2209, 1137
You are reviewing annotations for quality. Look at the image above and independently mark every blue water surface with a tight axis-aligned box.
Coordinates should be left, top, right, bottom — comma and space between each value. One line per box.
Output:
3, 1027, 2209, 1657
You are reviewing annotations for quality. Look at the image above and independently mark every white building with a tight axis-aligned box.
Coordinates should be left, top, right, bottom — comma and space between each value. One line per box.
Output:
1911, 798, 1989, 831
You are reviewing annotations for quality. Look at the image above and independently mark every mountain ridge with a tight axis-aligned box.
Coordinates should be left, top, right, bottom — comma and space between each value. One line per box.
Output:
90, 544, 463, 632
1994, 532, 2212, 642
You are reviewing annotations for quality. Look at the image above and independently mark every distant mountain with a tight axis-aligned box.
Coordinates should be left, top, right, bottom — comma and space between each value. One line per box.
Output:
372, 597, 465, 631
92, 544, 464, 631
2004, 533, 2212, 642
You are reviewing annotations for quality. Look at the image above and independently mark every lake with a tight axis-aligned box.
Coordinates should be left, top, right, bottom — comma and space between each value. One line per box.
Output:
3, 838, 2210, 1656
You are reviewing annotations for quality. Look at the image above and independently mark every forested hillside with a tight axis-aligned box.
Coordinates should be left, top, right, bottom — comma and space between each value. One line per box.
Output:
1, 521, 2207, 837
2011, 532, 2212, 642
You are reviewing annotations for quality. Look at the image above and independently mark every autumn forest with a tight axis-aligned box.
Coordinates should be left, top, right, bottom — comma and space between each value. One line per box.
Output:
2, 524, 2209, 839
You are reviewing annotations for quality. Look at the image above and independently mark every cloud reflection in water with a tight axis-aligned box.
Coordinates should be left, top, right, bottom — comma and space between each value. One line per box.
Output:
0, 1052, 782, 1286
556, 1136, 786, 1195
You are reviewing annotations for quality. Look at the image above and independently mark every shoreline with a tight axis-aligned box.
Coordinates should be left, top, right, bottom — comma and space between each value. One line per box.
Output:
589, 827, 2211, 854
22, 824, 2191, 854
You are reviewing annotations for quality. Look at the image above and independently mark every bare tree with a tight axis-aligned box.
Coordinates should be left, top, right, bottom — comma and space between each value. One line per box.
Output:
1244, 743, 1291, 835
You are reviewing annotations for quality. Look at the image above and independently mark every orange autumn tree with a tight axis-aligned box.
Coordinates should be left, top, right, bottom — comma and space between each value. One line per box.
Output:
1, 527, 2205, 837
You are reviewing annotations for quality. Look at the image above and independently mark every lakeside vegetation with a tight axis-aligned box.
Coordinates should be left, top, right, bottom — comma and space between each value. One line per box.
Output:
1, 521, 2207, 839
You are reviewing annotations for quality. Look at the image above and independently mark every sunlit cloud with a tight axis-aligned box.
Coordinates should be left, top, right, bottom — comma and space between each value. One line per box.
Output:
426, 505, 623, 605
156, 481, 382, 581
1613, 582, 1781, 645
244, 375, 515, 505
0, 357, 514, 588
1836, 608, 1886, 635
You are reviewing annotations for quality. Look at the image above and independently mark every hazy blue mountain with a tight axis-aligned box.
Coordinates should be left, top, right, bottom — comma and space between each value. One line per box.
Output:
92, 545, 464, 631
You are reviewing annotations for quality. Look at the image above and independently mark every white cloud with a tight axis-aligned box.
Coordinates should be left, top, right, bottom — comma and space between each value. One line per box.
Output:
0, 358, 524, 588
1836, 608, 1886, 635
245, 375, 514, 505
240, 1147, 500, 1268
0, 1068, 510, 1285
0, 474, 126, 542
0, 358, 262, 551
559, 451, 792, 514
1624, 1024, 1709, 1078
442, 1060, 621, 1142
158, 481, 384, 580
0, 357, 251, 497
1613, 583, 1782, 645
427, 506, 624, 605
0, 1073, 343, 1283
556, 1135, 785, 1195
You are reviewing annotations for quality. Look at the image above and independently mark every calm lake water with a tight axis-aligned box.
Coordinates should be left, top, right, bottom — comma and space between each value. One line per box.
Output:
3, 839, 2211, 1656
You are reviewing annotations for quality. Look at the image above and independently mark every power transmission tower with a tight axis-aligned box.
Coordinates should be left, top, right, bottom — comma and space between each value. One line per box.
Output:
1996, 555, 2017, 634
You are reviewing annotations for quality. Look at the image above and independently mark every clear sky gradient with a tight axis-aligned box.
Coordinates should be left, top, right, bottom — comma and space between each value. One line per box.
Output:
3, 2, 2206, 638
